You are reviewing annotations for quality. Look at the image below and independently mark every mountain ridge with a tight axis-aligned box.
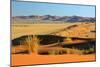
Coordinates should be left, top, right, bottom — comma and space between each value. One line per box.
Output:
12, 15, 96, 22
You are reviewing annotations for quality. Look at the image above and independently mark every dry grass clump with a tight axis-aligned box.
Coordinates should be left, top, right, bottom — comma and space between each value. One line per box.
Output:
47, 46, 95, 55
47, 48, 82, 55
66, 48, 84, 55
24, 35, 40, 54
12, 35, 41, 54
48, 49, 66, 55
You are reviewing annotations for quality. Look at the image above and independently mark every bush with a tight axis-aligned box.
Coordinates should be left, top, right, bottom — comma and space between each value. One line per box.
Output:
24, 35, 40, 54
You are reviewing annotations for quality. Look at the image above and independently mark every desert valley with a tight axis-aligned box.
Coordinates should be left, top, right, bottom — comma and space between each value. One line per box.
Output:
11, 15, 96, 66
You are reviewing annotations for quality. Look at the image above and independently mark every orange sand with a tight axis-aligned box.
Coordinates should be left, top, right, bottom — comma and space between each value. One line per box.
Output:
11, 54, 95, 66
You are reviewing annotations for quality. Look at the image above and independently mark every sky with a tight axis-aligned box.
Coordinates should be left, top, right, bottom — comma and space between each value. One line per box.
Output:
12, 1, 95, 17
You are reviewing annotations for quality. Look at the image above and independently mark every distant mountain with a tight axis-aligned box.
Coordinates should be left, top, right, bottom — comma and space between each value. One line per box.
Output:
12, 15, 96, 22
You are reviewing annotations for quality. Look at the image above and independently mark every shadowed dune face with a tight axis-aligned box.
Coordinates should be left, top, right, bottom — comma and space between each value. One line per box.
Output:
62, 40, 95, 50
12, 35, 65, 46
12, 35, 95, 46
12, 35, 96, 55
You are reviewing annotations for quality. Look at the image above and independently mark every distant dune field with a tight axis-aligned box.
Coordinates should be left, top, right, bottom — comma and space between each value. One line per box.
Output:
12, 23, 80, 39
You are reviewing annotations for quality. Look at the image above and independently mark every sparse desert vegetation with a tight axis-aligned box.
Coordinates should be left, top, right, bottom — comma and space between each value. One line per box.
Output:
12, 1, 96, 66
12, 21, 96, 66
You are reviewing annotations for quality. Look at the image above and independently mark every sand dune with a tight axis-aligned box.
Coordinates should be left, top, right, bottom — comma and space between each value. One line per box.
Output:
11, 22, 96, 66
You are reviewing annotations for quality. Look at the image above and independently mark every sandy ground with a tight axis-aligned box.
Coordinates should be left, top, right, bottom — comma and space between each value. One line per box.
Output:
12, 22, 95, 39
11, 22, 96, 66
12, 23, 80, 39
11, 54, 95, 66
52, 23, 96, 39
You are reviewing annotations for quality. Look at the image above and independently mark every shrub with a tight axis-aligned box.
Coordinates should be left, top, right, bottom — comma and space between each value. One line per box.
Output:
48, 49, 66, 55
25, 35, 40, 54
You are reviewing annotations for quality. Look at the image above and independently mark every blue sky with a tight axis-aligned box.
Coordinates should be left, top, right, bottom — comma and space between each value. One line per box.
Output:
12, 1, 95, 17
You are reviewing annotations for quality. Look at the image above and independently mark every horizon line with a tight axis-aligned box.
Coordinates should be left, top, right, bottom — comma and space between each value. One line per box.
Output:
12, 15, 95, 18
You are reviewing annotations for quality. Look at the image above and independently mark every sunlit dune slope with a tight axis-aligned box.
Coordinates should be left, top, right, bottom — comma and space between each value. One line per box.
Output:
51, 22, 95, 39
